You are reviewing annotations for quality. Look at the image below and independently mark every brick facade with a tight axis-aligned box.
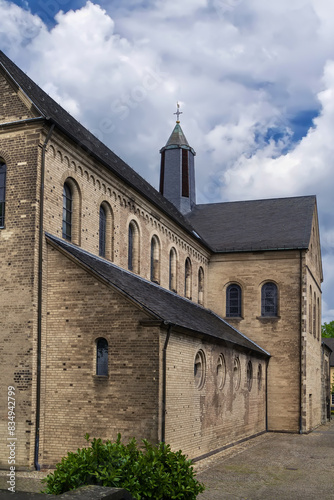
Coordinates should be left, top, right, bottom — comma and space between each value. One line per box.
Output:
0, 56, 327, 471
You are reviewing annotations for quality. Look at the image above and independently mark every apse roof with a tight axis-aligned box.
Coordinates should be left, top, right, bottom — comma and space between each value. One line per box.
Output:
46, 233, 270, 357
186, 196, 316, 253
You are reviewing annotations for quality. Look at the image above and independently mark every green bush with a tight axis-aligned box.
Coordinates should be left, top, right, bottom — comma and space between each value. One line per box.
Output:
42, 433, 205, 499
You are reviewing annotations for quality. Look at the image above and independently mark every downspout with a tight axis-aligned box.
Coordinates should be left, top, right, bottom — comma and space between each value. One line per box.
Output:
35, 123, 55, 470
265, 358, 269, 431
161, 324, 172, 443
299, 250, 303, 434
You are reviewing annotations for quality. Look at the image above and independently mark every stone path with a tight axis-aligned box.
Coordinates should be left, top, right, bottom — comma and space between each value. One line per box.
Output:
195, 420, 334, 499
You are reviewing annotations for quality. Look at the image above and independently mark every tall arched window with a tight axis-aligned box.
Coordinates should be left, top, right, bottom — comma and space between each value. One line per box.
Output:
169, 247, 177, 292
99, 205, 107, 257
0, 159, 6, 228
128, 220, 140, 273
96, 337, 108, 376
150, 235, 160, 283
185, 257, 192, 299
198, 267, 204, 305
261, 282, 278, 317
62, 182, 72, 241
226, 284, 241, 317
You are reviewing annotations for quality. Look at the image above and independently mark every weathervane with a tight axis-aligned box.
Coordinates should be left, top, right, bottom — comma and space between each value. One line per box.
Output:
174, 102, 182, 123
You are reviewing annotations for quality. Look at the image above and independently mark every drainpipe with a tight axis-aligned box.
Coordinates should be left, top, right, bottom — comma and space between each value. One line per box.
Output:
35, 123, 55, 470
299, 250, 303, 434
161, 324, 172, 443
265, 358, 269, 431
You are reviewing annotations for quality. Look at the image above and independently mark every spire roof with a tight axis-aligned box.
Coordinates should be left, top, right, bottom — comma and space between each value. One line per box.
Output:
165, 122, 190, 147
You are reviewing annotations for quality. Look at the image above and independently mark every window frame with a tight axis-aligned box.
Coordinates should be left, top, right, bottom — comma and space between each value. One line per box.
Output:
62, 182, 72, 241
226, 284, 242, 317
96, 337, 108, 376
261, 282, 278, 317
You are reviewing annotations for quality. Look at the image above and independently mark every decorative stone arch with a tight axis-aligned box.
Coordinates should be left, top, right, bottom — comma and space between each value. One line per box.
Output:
128, 218, 141, 274
62, 176, 82, 245
169, 246, 178, 293
99, 200, 114, 261
150, 233, 161, 284
194, 349, 206, 390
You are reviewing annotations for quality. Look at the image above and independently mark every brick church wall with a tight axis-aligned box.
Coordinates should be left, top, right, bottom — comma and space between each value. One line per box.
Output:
164, 330, 267, 459
40, 244, 161, 466
0, 69, 43, 468
207, 250, 302, 432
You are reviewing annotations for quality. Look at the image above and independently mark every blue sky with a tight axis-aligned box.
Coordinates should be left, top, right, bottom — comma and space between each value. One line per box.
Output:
1, 0, 334, 322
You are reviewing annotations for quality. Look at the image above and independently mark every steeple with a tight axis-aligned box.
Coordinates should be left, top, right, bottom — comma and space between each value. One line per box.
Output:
159, 104, 196, 214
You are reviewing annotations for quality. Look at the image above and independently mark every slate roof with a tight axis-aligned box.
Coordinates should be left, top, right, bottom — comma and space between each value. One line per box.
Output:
46, 233, 269, 357
0, 50, 200, 242
322, 338, 334, 366
186, 196, 316, 253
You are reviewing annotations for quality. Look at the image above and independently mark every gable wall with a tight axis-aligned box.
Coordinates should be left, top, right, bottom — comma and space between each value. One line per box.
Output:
43, 132, 210, 305
207, 250, 301, 432
40, 244, 161, 467
164, 330, 267, 459
0, 70, 40, 124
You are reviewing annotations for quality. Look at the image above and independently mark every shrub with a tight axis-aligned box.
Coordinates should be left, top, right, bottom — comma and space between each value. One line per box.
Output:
42, 433, 205, 499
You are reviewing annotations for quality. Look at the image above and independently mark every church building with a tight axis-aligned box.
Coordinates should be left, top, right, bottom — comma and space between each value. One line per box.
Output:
0, 50, 326, 471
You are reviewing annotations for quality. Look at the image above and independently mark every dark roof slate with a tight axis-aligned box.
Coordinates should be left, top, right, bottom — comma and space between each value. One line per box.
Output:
186, 196, 316, 252
0, 50, 199, 240
46, 233, 269, 357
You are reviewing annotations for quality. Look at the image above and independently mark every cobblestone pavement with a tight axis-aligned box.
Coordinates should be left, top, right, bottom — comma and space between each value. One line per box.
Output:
195, 419, 334, 500
1, 420, 333, 498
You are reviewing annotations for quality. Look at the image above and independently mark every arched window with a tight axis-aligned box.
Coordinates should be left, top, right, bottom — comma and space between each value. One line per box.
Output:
99, 205, 107, 257
194, 350, 206, 389
185, 257, 192, 299
62, 178, 81, 244
128, 220, 140, 273
150, 235, 160, 284
99, 202, 113, 260
0, 159, 6, 228
96, 337, 108, 376
226, 284, 241, 317
261, 282, 278, 317
233, 356, 241, 390
198, 267, 204, 305
169, 247, 177, 292
62, 182, 72, 241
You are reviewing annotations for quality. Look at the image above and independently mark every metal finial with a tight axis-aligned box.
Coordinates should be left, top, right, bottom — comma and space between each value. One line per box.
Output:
174, 102, 182, 123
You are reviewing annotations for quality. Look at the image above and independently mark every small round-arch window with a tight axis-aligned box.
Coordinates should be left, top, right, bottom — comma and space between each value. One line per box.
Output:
96, 337, 108, 376
233, 356, 241, 390
194, 350, 206, 389
257, 364, 262, 391
247, 361, 253, 391
217, 354, 226, 389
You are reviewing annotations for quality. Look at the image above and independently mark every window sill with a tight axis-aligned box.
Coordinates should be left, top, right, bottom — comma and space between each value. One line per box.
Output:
224, 316, 243, 322
92, 375, 109, 380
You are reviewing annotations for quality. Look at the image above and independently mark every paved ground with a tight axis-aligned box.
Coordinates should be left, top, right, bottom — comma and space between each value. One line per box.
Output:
195, 419, 334, 499
1, 420, 333, 498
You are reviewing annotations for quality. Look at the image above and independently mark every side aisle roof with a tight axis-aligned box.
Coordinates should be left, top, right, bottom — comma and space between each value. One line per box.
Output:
46, 233, 270, 358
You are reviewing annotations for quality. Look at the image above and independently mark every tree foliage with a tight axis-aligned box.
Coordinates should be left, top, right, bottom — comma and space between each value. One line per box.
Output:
42, 433, 205, 499
321, 320, 334, 338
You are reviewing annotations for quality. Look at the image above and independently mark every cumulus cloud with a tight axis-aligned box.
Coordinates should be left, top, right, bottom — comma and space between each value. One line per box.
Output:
1, 0, 334, 319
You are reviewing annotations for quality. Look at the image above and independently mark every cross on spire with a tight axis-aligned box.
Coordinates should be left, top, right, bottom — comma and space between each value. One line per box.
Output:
174, 102, 182, 123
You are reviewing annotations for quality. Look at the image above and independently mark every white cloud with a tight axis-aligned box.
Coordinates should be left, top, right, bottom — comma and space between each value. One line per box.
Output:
1, 0, 334, 321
